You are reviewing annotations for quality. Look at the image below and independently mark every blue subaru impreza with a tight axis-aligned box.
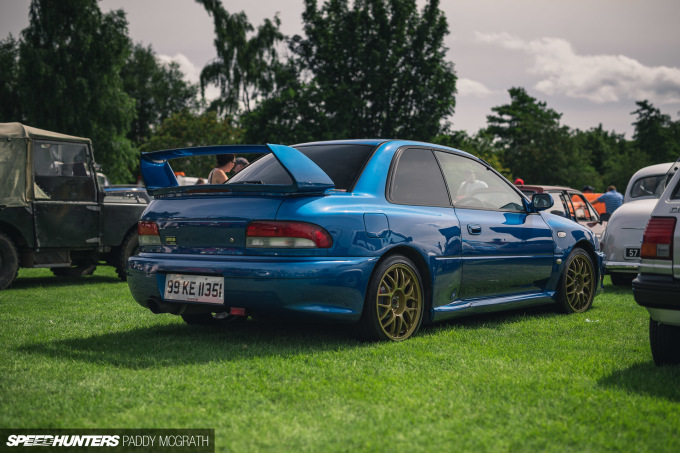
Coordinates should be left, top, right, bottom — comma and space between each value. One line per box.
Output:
127, 140, 604, 341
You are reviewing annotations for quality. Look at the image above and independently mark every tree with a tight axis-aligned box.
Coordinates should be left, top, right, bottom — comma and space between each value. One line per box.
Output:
121, 44, 200, 146
572, 125, 639, 191
18, 0, 136, 183
485, 87, 596, 188
632, 100, 680, 164
243, 0, 457, 143
141, 110, 242, 178
0, 35, 22, 122
196, 0, 284, 115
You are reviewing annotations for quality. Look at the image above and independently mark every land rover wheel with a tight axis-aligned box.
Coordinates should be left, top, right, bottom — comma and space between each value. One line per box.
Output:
0, 232, 19, 290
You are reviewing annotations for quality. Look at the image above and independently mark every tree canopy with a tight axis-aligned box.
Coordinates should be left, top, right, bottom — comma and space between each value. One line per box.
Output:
196, 0, 284, 115
121, 44, 200, 146
242, 0, 457, 143
18, 0, 136, 182
141, 110, 242, 179
2, 1, 679, 189
485, 87, 599, 188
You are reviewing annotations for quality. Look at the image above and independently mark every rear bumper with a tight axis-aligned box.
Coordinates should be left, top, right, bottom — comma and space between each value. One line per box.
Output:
604, 260, 639, 273
127, 253, 379, 322
633, 274, 680, 324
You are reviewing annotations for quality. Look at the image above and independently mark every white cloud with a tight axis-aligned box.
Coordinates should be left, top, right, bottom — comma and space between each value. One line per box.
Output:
457, 78, 494, 97
475, 32, 680, 104
158, 53, 220, 100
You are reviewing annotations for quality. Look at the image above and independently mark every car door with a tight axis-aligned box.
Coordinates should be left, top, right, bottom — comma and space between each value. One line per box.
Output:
568, 191, 604, 236
435, 151, 555, 300
32, 140, 101, 248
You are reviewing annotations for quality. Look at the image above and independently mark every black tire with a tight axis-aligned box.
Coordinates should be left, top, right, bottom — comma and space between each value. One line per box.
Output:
51, 262, 97, 277
557, 248, 596, 313
116, 231, 139, 281
0, 232, 19, 290
359, 255, 425, 341
649, 318, 680, 366
181, 312, 244, 326
610, 272, 635, 287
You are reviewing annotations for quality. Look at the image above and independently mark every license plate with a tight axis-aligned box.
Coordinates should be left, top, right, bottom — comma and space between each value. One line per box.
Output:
625, 247, 640, 258
164, 274, 224, 304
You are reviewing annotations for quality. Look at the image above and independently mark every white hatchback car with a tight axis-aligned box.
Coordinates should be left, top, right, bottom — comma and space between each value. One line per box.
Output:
601, 162, 677, 286
632, 161, 680, 365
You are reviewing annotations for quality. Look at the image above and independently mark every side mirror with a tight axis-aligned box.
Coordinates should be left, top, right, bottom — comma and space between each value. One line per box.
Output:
532, 193, 554, 212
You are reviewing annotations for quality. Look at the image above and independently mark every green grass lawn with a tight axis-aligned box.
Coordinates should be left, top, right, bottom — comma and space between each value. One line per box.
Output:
1, 267, 678, 452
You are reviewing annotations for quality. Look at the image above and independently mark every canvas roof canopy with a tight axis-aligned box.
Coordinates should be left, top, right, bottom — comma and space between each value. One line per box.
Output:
0, 123, 91, 207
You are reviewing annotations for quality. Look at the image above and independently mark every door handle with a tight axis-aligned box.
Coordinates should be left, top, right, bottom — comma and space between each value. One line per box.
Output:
467, 224, 482, 235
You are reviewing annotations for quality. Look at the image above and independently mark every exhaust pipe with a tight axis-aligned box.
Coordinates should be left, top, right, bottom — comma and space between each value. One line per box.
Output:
147, 297, 184, 315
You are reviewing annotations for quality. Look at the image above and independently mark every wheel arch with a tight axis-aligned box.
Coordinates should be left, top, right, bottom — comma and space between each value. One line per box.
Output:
106, 224, 138, 259
370, 245, 434, 323
0, 220, 29, 249
573, 238, 601, 282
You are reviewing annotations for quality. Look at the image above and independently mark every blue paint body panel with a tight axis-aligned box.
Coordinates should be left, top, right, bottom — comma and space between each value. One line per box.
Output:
127, 139, 604, 327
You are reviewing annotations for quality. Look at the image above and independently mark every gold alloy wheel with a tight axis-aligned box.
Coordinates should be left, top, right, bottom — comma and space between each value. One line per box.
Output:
565, 253, 594, 312
375, 263, 423, 341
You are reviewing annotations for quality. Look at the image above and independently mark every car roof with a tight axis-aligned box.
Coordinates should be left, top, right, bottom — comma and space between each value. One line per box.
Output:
293, 139, 478, 160
517, 184, 579, 193
629, 162, 674, 180
0, 122, 91, 143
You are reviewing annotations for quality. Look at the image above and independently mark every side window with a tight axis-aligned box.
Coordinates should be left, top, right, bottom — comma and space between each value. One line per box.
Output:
547, 194, 570, 218
389, 148, 450, 206
571, 194, 595, 221
435, 151, 525, 212
33, 141, 95, 202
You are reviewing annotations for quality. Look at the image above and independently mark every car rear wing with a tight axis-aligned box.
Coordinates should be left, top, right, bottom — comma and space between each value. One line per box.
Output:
140, 144, 335, 195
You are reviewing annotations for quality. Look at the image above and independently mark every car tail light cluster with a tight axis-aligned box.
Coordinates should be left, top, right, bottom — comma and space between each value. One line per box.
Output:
138, 220, 161, 246
641, 217, 676, 259
246, 221, 332, 248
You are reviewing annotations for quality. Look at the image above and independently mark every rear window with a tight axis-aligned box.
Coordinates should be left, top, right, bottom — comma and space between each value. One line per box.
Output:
228, 144, 375, 191
630, 175, 666, 199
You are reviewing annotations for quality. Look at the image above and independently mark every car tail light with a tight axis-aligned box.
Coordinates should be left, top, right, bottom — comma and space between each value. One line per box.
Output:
246, 221, 333, 248
641, 217, 676, 259
138, 220, 161, 246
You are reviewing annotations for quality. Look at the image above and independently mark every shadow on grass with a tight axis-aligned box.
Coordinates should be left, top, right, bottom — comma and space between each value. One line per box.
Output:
602, 282, 635, 296
18, 319, 365, 369
428, 303, 563, 332
12, 275, 121, 289
598, 362, 680, 402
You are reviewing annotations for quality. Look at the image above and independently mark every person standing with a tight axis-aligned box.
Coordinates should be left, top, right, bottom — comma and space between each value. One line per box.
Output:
207, 154, 235, 184
233, 157, 249, 174
595, 185, 624, 217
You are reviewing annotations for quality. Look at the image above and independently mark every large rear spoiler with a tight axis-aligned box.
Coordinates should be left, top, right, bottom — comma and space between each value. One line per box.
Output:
140, 144, 335, 194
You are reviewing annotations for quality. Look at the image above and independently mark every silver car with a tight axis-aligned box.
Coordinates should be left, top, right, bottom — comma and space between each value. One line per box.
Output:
632, 161, 680, 365
602, 161, 677, 286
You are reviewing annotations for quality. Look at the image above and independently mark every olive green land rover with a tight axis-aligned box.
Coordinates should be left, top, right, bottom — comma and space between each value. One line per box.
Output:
0, 123, 147, 289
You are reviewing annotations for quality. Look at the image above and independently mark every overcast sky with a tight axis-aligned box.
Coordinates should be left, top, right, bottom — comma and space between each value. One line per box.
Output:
2, 0, 680, 138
